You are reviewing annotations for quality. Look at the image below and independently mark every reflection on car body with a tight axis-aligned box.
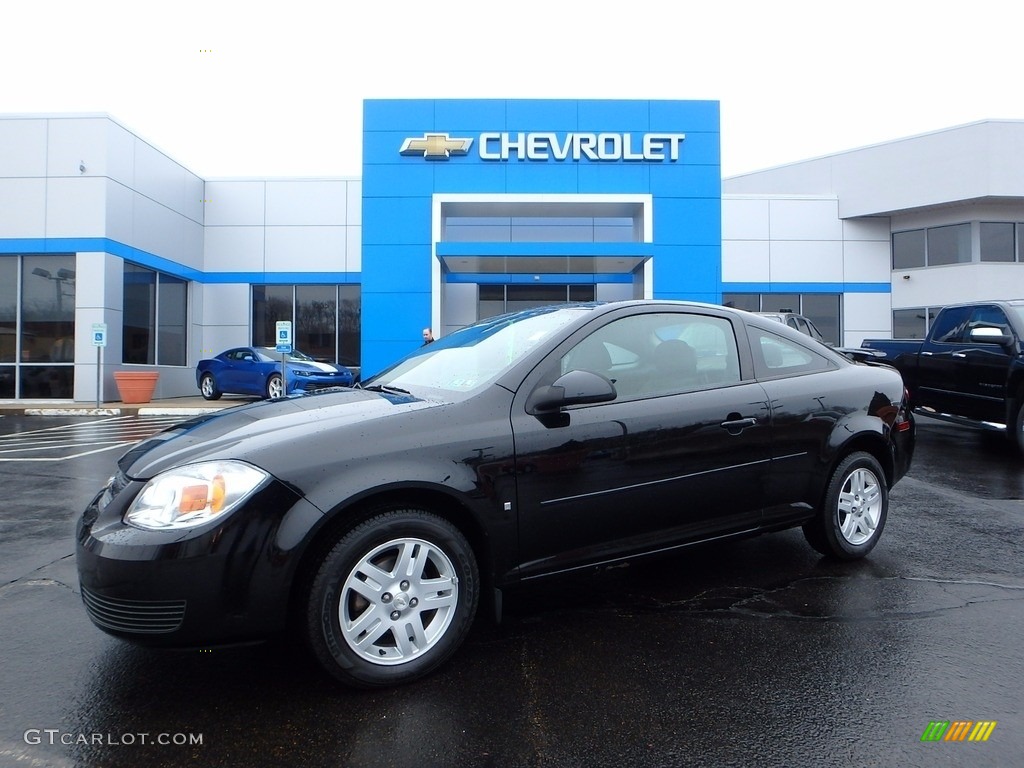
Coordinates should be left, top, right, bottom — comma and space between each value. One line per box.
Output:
195, 346, 354, 400
78, 300, 915, 689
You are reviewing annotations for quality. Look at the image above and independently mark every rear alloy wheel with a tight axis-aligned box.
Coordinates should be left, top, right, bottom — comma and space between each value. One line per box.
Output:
305, 508, 479, 688
266, 373, 284, 399
803, 451, 888, 560
199, 373, 221, 400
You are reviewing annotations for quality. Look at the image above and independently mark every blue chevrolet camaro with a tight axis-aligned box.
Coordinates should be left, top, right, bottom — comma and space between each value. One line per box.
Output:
196, 346, 354, 400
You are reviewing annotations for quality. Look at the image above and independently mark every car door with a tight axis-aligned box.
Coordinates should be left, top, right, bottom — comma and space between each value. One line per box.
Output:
221, 348, 259, 394
950, 305, 1016, 421
510, 307, 772, 579
914, 306, 971, 415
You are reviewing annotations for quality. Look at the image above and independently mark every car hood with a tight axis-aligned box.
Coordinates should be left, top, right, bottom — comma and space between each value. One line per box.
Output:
118, 388, 435, 480
291, 360, 346, 374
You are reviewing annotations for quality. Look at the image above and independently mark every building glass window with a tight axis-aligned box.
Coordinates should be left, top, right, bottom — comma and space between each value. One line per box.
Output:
892, 306, 945, 339
980, 222, 1016, 262
0, 254, 76, 399
296, 285, 337, 361
23, 255, 75, 397
721, 292, 841, 346
123, 264, 155, 364
892, 229, 926, 269
477, 284, 595, 320
252, 285, 361, 369
157, 274, 187, 366
444, 216, 636, 244
927, 223, 971, 266
123, 264, 188, 366
0, 258, 17, 366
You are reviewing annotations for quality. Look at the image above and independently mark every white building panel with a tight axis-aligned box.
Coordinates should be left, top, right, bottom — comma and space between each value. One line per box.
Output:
204, 226, 265, 272
132, 139, 189, 216
46, 177, 107, 237
264, 226, 346, 273
200, 283, 251, 328
722, 240, 769, 282
0, 118, 47, 176
182, 219, 205, 271
0, 178, 46, 237
770, 240, 843, 282
346, 180, 362, 223
841, 218, 890, 242
104, 119, 136, 188
131, 195, 184, 263
265, 180, 348, 226
768, 198, 842, 241
204, 181, 266, 226
891, 264, 1024, 308
843, 292, 893, 346
842, 240, 891, 283
104, 178, 134, 244
182, 171, 205, 225
46, 118, 108, 179
722, 197, 769, 240
346, 226, 362, 273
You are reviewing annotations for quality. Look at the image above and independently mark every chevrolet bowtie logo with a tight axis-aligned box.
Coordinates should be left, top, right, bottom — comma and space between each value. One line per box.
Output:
399, 133, 474, 160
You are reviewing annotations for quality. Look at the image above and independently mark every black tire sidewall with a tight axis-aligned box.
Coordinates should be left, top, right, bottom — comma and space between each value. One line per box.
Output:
306, 509, 479, 689
817, 452, 888, 560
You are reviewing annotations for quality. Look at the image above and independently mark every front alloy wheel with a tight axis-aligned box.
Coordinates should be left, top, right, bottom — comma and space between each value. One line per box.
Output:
266, 373, 284, 399
199, 373, 221, 400
305, 508, 479, 688
803, 451, 888, 560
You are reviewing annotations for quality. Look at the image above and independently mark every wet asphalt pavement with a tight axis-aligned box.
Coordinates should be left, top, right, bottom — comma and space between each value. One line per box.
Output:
0, 413, 1022, 767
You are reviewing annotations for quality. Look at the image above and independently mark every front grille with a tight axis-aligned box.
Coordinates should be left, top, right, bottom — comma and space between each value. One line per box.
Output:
81, 587, 186, 634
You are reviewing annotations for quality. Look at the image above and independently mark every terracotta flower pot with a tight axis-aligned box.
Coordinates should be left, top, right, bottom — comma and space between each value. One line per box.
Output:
113, 371, 160, 404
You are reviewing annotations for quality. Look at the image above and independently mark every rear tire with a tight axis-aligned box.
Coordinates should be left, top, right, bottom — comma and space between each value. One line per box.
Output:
803, 452, 888, 560
304, 508, 479, 689
1013, 400, 1024, 455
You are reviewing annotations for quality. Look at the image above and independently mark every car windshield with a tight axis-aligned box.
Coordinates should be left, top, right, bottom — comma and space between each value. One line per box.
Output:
256, 348, 315, 363
366, 306, 591, 397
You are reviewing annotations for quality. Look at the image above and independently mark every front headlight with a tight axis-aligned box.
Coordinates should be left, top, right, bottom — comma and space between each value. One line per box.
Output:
124, 460, 269, 530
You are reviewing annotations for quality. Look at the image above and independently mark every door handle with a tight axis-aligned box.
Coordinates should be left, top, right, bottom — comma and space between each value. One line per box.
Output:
952, 353, 967, 358
720, 417, 758, 431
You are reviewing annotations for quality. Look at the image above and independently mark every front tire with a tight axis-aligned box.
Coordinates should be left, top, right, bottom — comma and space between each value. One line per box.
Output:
199, 373, 221, 400
266, 373, 284, 399
304, 508, 479, 688
803, 452, 888, 560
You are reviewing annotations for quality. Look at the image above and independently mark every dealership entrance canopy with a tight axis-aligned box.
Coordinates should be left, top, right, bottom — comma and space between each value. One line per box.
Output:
359, 100, 721, 373
2, 100, 1023, 401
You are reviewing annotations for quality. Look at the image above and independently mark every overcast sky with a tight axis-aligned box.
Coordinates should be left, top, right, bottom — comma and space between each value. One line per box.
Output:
3, 0, 1020, 179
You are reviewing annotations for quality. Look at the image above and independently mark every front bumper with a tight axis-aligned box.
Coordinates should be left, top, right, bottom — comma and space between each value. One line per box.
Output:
75, 473, 321, 647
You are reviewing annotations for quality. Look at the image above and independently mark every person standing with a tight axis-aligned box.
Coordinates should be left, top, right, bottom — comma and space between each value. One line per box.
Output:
422, 328, 435, 345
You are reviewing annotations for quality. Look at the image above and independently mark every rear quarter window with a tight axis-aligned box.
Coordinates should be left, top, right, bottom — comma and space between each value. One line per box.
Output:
752, 329, 833, 378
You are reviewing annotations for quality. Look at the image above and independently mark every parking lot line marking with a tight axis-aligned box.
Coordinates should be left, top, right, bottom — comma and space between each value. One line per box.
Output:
0, 415, 188, 462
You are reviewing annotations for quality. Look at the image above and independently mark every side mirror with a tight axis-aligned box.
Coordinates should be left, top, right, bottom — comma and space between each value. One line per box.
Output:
969, 326, 1014, 347
527, 369, 617, 412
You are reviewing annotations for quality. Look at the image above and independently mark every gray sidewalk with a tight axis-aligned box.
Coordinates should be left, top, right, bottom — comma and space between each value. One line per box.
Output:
0, 395, 255, 417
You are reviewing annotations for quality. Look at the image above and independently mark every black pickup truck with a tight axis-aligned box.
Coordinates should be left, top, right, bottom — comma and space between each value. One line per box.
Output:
860, 300, 1024, 450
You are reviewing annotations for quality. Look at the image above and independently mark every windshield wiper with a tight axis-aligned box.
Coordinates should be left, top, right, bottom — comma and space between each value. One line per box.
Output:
361, 383, 411, 395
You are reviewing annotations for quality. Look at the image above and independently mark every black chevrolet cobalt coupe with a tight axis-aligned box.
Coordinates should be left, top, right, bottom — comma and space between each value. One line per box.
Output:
77, 301, 915, 688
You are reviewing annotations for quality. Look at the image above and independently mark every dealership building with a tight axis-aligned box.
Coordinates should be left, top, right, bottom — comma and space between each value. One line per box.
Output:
2, 99, 1023, 402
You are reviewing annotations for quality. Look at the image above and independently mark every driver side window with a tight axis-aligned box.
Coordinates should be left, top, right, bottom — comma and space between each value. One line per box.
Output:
559, 312, 740, 400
